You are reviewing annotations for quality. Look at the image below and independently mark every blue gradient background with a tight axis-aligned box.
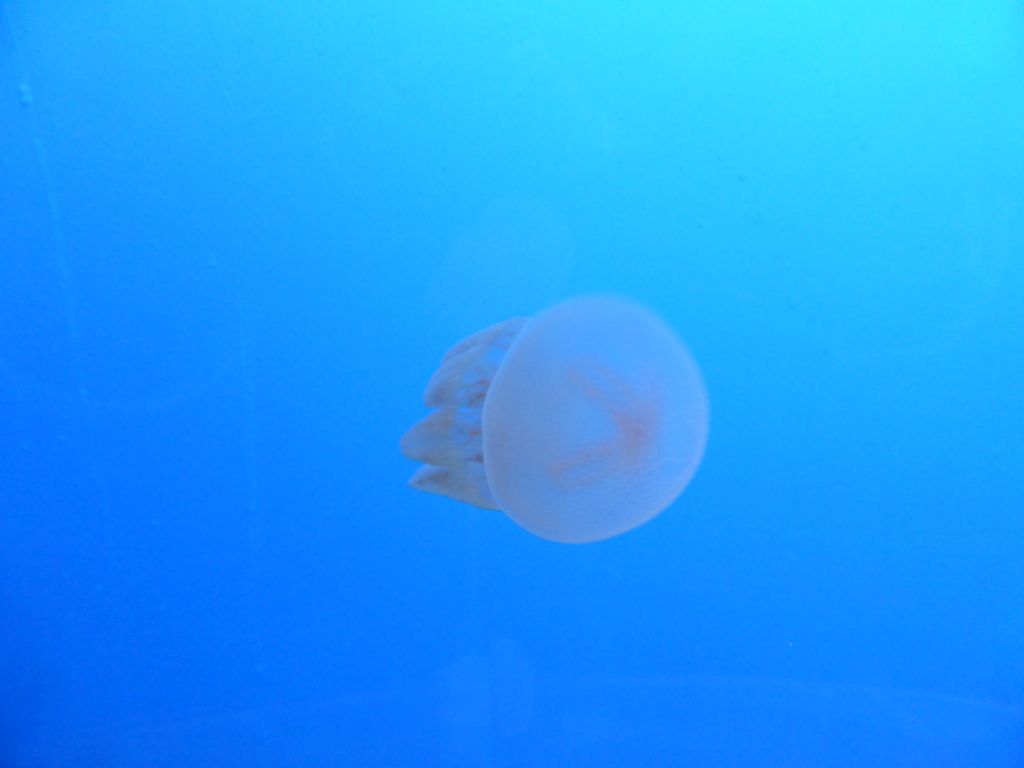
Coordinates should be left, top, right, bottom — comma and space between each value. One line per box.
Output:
2, 2, 1023, 765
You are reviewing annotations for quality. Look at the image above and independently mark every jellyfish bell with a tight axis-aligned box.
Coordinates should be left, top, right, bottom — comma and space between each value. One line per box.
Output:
400, 296, 709, 543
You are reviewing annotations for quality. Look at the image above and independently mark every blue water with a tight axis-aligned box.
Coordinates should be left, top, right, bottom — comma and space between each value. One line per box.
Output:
2, 2, 1023, 765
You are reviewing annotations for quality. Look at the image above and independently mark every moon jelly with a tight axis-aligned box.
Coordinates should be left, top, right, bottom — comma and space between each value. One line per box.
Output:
401, 296, 709, 543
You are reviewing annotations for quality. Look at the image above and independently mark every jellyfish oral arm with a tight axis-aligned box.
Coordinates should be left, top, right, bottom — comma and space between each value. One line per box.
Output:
400, 317, 526, 510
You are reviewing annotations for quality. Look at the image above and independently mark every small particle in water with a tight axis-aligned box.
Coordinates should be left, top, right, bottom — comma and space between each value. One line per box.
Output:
17, 84, 33, 107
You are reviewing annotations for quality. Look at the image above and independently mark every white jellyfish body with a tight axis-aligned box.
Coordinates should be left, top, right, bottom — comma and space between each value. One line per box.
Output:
400, 296, 709, 543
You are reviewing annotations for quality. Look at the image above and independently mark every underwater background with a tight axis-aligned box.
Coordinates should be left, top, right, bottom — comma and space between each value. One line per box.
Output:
2, 1, 1023, 765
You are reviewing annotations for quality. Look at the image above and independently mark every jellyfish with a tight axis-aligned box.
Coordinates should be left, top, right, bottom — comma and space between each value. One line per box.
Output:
400, 296, 709, 543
